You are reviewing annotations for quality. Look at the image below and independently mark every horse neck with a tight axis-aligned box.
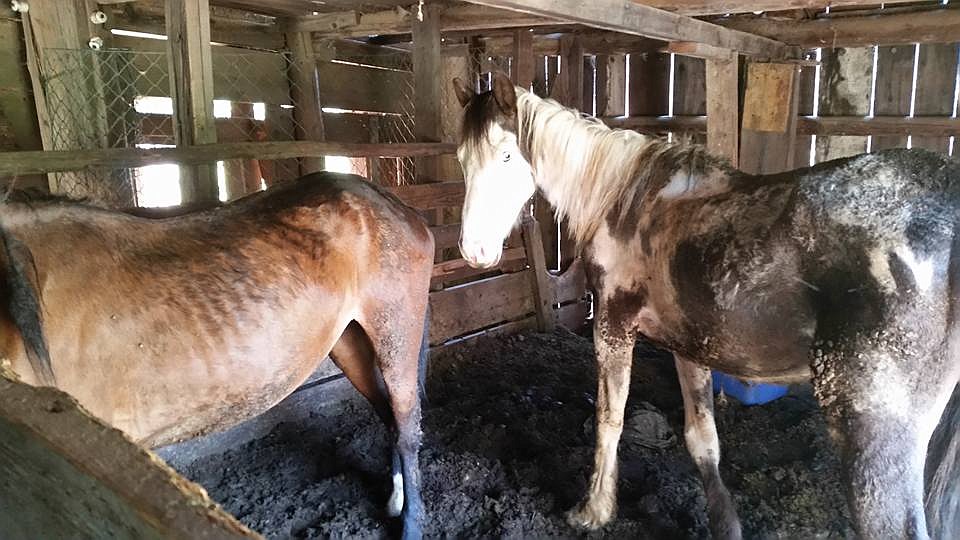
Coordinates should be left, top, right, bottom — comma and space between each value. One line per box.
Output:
517, 91, 654, 245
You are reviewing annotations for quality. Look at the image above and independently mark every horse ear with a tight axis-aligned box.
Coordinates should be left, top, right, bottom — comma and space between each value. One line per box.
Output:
491, 71, 517, 116
452, 77, 475, 107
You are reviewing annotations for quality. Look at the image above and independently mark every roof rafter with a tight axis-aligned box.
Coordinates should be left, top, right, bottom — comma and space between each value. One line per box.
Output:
459, 0, 795, 58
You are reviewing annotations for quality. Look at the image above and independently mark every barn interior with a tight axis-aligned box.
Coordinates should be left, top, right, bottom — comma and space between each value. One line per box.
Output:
1, 0, 958, 538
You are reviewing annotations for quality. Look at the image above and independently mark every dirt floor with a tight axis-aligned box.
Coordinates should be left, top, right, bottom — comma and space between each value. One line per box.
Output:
173, 328, 853, 539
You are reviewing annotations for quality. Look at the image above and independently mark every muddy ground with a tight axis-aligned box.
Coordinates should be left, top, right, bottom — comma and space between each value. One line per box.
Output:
172, 328, 852, 539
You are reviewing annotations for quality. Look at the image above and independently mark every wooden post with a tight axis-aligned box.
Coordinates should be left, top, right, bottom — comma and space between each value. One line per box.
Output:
739, 62, 799, 174
673, 55, 707, 143
522, 218, 556, 332
706, 49, 739, 167
285, 30, 326, 174
166, 0, 219, 203
596, 54, 626, 118
413, 2, 443, 184
512, 29, 535, 90
557, 35, 585, 108
0, 16, 45, 191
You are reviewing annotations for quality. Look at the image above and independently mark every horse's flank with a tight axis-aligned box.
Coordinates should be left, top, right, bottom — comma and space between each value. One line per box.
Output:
0, 173, 434, 448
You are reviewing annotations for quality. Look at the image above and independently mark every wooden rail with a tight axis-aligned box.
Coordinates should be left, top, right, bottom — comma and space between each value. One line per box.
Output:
0, 142, 457, 177
601, 115, 960, 137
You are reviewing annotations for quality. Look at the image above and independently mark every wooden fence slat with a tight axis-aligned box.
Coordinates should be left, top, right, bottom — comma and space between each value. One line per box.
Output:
794, 55, 816, 168
872, 44, 914, 151
815, 46, 873, 163
673, 55, 706, 144
386, 181, 464, 210
913, 43, 960, 153
429, 270, 535, 345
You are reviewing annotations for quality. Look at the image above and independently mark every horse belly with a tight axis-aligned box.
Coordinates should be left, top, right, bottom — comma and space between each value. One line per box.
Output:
47, 295, 349, 447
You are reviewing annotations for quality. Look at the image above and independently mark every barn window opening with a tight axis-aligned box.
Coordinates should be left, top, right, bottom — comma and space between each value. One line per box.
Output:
950, 47, 960, 156
624, 54, 631, 116
809, 47, 823, 166
110, 28, 166, 41
213, 100, 232, 118
253, 102, 266, 121
866, 45, 879, 153
134, 96, 173, 115
667, 52, 676, 144
135, 144, 181, 207
907, 43, 921, 149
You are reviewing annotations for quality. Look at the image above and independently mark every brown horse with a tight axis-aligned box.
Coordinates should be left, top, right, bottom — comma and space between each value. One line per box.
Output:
452, 72, 960, 539
0, 172, 433, 539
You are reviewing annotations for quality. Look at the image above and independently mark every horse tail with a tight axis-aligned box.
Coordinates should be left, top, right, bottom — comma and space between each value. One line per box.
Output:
926, 383, 960, 539
0, 223, 53, 385
417, 304, 430, 407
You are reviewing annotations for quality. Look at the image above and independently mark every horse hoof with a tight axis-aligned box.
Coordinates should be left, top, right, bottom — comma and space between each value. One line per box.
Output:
565, 501, 613, 530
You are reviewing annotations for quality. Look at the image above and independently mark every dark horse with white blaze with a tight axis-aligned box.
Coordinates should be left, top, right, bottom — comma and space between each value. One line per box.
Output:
0, 172, 432, 539
452, 72, 960, 539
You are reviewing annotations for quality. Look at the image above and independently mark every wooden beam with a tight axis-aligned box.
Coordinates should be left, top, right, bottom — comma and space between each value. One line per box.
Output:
0, 142, 457, 177
0, 374, 258, 539
664, 41, 738, 61
601, 115, 960, 138
460, 0, 794, 59
287, 4, 556, 37
285, 30, 325, 174
634, 0, 921, 16
413, 2, 443, 183
798, 116, 960, 137
166, 0, 219, 203
720, 8, 960, 48
603, 115, 707, 130
705, 49, 739, 167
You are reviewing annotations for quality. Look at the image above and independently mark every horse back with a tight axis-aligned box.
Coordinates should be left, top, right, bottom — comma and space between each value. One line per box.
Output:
0, 172, 434, 445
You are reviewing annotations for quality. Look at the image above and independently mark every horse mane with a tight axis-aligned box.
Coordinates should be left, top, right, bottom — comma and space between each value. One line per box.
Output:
3, 187, 87, 206
514, 88, 730, 245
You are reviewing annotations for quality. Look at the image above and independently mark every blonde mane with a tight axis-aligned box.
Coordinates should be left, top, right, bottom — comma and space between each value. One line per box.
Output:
515, 88, 717, 246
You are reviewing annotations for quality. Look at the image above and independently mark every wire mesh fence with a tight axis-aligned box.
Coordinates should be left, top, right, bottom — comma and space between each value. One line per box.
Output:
35, 43, 424, 205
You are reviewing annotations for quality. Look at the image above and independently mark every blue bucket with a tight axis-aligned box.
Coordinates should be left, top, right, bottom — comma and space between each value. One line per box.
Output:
711, 370, 788, 406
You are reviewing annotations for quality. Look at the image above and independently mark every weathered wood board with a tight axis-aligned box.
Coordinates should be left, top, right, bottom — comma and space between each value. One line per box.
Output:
815, 47, 873, 163
742, 62, 795, 133
913, 43, 959, 153
0, 372, 258, 539
872, 44, 913, 151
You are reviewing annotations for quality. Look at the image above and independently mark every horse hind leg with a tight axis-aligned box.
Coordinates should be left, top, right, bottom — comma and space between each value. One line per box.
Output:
675, 357, 742, 540
328, 322, 405, 518
360, 306, 427, 540
813, 344, 944, 539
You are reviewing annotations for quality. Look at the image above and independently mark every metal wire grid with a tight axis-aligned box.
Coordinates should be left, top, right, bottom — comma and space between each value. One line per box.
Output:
38, 45, 423, 202
324, 49, 418, 186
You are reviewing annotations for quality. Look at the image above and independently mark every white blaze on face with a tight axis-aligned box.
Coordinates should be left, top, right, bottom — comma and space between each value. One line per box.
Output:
457, 122, 536, 269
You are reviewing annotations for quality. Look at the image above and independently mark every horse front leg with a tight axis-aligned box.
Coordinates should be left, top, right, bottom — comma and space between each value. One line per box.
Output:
675, 357, 742, 539
566, 316, 637, 530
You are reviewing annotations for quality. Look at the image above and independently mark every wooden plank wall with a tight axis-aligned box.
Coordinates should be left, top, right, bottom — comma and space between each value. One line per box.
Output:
386, 180, 589, 346
800, 41, 959, 164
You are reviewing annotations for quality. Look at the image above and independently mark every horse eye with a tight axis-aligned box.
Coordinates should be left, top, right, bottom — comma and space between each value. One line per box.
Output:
502, 152, 512, 162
